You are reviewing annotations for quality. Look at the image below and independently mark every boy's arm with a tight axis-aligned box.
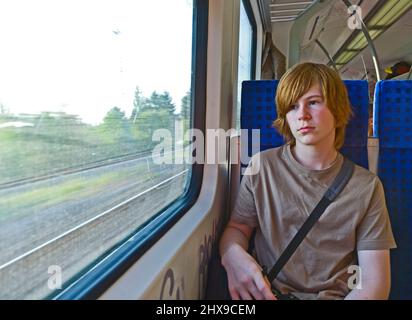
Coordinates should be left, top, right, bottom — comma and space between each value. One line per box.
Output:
345, 250, 391, 300
219, 219, 276, 300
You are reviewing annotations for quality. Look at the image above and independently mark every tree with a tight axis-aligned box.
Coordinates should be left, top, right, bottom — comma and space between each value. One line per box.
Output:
99, 107, 132, 144
130, 86, 149, 123
149, 91, 176, 114
102, 106, 126, 125
133, 108, 173, 148
180, 91, 191, 135
128, 88, 177, 151
180, 91, 191, 119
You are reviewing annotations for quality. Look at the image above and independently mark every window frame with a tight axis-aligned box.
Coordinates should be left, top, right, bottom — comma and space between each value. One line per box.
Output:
53, 0, 208, 300
235, 0, 258, 130
241, 0, 257, 80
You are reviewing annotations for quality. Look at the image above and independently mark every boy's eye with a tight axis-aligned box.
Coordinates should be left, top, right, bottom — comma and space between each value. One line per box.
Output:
290, 104, 299, 110
309, 100, 319, 105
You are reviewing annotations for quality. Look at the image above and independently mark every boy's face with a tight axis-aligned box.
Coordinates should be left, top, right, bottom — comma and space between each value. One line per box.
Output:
285, 83, 336, 148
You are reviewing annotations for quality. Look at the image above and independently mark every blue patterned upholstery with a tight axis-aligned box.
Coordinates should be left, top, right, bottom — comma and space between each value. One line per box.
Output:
374, 80, 412, 300
340, 80, 369, 168
240, 80, 369, 169
241, 80, 282, 159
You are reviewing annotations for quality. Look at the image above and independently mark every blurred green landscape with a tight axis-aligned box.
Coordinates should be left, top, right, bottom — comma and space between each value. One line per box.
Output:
0, 87, 191, 185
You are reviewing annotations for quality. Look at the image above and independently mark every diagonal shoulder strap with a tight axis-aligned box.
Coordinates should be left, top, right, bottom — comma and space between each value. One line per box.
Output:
266, 157, 355, 283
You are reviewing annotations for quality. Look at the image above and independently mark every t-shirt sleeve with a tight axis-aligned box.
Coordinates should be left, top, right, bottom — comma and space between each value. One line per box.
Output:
356, 177, 397, 251
231, 168, 259, 228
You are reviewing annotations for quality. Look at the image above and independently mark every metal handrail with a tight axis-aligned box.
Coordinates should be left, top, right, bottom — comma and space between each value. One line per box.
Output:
342, 0, 382, 81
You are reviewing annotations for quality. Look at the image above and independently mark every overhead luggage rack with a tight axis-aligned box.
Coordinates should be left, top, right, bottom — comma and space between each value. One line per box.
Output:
269, 0, 315, 22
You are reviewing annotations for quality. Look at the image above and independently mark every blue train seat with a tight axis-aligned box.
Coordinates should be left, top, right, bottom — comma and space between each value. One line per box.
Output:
240, 80, 369, 169
374, 80, 412, 300
340, 80, 370, 168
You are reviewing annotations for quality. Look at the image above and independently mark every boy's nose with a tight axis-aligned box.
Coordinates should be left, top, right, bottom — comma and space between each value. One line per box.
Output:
297, 105, 311, 120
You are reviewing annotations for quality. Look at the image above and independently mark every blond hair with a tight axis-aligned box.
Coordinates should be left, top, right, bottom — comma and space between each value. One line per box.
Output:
273, 62, 352, 149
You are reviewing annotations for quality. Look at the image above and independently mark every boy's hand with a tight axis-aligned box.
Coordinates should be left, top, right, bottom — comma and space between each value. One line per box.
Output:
221, 245, 277, 300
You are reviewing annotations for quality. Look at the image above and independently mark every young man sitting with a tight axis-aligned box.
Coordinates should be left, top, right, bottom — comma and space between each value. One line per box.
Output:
219, 62, 397, 300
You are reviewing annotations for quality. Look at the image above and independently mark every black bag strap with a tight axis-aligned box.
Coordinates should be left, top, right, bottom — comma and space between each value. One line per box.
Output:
265, 157, 355, 283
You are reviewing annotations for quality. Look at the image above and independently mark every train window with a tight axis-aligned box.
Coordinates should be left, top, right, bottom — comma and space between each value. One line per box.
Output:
0, 0, 202, 299
236, 0, 257, 130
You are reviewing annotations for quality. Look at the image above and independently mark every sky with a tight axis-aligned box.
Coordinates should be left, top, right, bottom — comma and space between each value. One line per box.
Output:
0, 0, 193, 125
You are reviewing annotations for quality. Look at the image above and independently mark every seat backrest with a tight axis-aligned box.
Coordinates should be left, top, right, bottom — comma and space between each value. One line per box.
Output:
374, 80, 412, 300
240, 80, 369, 169
240, 80, 282, 160
340, 80, 369, 168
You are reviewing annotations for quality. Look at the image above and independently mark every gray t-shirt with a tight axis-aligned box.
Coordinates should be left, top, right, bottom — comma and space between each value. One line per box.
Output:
232, 144, 397, 299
